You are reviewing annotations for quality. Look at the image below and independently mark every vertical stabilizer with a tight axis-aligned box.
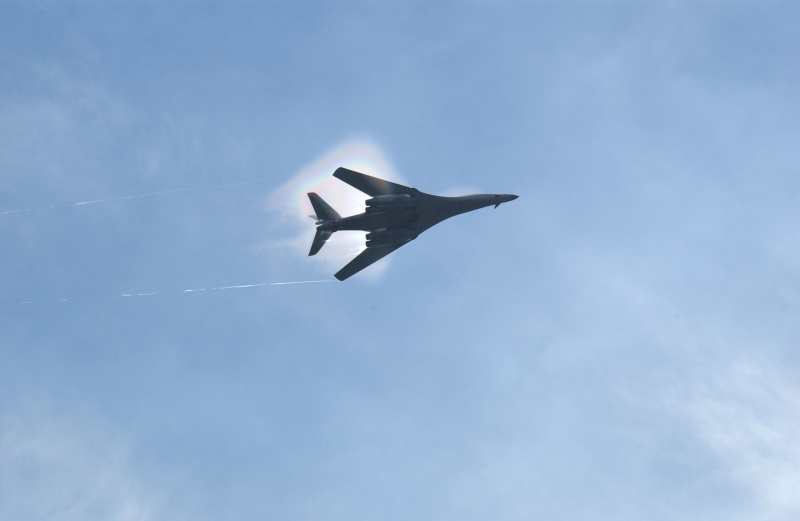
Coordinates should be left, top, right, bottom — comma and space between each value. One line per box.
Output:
307, 193, 341, 222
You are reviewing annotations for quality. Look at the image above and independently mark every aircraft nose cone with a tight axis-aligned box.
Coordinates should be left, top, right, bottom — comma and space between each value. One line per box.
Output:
493, 194, 518, 208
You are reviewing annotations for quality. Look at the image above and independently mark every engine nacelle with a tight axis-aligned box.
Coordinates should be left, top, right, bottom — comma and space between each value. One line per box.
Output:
365, 228, 416, 248
365, 194, 414, 211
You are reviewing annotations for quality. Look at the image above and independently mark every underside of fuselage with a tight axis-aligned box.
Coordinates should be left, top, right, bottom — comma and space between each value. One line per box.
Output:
319, 194, 508, 233
318, 208, 419, 232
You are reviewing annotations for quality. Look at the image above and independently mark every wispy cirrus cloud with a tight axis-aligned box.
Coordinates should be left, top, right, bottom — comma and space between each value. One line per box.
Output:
0, 401, 161, 521
668, 362, 800, 520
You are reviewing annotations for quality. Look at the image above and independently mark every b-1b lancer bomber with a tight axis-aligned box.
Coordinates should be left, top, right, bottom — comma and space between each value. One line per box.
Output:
307, 167, 518, 281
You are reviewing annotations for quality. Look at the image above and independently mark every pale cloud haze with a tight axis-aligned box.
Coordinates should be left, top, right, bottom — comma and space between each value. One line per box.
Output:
1, 3, 799, 520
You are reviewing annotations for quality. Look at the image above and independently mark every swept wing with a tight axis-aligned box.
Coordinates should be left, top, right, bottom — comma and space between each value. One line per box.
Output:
333, 167, 416, 196
334, 242, 408, 281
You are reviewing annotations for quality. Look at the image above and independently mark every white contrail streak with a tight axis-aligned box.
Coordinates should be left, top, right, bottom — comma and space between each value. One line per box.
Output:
9, 280, 332, 307
182, 280, 334, 292
57, 177, 272, 208
1, 177, 272, 215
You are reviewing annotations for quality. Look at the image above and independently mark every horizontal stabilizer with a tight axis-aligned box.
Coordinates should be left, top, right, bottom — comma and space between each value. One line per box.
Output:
307, 193, 341, 222
333, 167, 415, 196
309, 229, 332, 256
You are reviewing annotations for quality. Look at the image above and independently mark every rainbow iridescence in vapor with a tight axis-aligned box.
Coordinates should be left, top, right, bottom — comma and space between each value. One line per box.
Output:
268, 139, 407, 278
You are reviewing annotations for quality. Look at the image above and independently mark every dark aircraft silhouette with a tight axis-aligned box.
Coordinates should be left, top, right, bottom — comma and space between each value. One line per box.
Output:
308, 167, 518, 281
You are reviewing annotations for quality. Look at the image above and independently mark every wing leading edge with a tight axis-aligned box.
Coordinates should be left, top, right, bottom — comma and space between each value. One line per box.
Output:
333, 167, 416, 196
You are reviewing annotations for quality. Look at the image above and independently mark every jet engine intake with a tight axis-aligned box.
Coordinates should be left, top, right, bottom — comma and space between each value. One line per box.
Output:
365, 194, 414, 212
365, 228, 416, 248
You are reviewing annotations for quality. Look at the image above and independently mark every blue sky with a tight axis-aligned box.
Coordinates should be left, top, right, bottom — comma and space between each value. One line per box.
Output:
2, 2, 800, 520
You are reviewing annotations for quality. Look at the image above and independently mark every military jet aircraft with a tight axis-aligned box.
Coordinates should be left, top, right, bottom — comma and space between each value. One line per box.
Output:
308, 167, 518, 281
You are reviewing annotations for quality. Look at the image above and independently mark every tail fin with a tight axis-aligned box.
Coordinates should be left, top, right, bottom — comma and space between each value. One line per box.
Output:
307, 193, 341, 222
307, 193, 339, 256
309, 229, 332, 256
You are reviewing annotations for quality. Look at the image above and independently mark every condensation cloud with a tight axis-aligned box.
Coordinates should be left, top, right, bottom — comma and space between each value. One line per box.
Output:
267, 139, 408, 279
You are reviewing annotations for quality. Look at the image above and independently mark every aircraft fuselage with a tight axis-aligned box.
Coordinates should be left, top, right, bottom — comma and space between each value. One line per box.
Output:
318, 193, 517, 234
